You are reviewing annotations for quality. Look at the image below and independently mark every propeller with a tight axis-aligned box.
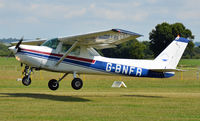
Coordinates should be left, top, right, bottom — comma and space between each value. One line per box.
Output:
8, 36, 24, 58
15, 36, 24, 50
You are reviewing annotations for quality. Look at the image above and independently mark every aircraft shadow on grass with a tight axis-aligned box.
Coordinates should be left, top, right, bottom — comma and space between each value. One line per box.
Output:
122, 94, 165, 98
0, 93, 90, 102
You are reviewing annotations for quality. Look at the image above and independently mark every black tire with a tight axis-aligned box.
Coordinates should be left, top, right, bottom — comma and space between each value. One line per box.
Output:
22, 75, 31, 86
71, 78, 83, 90
48, 79, 59, 91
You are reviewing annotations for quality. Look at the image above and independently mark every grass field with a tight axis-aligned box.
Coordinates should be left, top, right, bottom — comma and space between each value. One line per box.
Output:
0, 57, 200, 121
179, 59, 200, 67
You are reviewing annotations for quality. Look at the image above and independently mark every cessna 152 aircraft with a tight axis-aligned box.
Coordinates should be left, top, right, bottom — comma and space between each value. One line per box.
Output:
8, 29, 189, 90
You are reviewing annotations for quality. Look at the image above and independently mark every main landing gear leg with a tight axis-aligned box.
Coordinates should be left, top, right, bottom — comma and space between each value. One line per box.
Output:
71, 72, 83, 90
48, 72, 83, 91
22, 66, 32, 86
48, 73, 68, 91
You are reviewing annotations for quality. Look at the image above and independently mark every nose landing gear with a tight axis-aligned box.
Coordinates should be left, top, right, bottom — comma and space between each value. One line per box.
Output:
22, 66, 32, 86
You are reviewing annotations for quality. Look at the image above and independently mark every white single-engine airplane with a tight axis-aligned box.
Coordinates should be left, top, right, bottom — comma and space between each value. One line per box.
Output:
8, 29, 189, 90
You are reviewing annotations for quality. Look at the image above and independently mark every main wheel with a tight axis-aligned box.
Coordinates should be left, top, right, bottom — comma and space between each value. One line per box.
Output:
48, 79, 59, 91
71, 78, 83, 90
22, 75, 31, 86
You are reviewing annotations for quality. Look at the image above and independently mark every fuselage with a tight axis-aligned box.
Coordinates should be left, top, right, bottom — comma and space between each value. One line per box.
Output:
14, 45, 174, 78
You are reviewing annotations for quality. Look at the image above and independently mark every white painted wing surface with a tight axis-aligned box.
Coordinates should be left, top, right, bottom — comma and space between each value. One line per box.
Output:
59, 29, 142, 49
10, 39, 46, 46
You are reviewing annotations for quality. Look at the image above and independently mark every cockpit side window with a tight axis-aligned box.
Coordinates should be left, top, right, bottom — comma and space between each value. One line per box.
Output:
42, 38, 59, 49
61, 43, 80, 56
61, 44, 71, 52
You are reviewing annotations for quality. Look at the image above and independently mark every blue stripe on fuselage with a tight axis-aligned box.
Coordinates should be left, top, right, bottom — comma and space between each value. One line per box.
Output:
18, 50, 174, 78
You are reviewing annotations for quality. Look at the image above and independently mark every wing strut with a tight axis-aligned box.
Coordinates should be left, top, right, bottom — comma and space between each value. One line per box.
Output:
55, 41, 78, 66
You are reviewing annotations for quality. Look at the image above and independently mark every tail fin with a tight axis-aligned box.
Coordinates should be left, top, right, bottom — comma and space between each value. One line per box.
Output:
154, 36, 190, 69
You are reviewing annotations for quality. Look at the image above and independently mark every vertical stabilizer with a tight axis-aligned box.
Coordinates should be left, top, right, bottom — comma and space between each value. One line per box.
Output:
154, 36, 190, 69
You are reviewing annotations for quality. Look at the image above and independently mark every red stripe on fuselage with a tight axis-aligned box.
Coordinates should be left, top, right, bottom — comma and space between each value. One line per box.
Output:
21, 48, 96, 64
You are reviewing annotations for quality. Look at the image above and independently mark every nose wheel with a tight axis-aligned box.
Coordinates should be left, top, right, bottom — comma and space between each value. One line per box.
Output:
22, 75, 31, 86
22, 66, 32, 86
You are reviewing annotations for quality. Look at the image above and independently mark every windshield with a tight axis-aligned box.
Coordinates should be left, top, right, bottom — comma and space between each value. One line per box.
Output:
41, 38, 59, 49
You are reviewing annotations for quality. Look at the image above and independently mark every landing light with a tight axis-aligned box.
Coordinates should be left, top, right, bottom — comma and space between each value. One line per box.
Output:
15, 56, 21, 61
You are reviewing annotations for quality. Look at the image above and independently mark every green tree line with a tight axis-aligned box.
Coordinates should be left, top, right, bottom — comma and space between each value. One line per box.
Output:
0, 22, 200, 58
0, 43, 10, 56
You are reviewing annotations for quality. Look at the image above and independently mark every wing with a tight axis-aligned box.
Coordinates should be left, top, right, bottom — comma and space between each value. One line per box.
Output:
10, 39, 46, 46
59, 29, 142, 49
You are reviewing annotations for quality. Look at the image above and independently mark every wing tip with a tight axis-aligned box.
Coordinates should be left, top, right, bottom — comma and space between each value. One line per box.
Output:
112, 28, 143, 37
